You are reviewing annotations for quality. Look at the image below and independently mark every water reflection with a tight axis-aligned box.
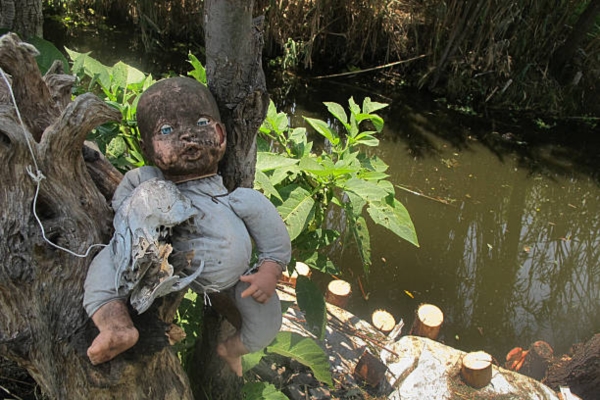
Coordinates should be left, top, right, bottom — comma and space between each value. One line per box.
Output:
271, 79, 600, 360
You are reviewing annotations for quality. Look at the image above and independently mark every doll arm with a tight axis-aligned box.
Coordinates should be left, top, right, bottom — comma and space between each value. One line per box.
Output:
229, 188, 291, 303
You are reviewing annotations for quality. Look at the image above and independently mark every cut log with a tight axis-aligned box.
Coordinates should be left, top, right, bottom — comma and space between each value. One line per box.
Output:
461, 351, 492, 389
353, 350, 387, 387
280, 261, 311, 287
518, 341, 554, 380
409, 303, 444, 340
325, 279, 351, 308
371, 309, 395, 334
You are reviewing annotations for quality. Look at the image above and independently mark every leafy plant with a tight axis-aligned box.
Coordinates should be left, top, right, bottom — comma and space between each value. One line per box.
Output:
257, 97, 418, 277
66, 47, 153, 170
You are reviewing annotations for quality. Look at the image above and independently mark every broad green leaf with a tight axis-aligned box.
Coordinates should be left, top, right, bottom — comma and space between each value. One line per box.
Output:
342, 178, 389, 202
349, 215, 372, 276
304, 117, 339, 145
362, 97, 388, 114
257, 152, 299, 172
241, 382, 289, 400
111, 61, 145, 89
348, 97, 360, 116
242, 349, 265, 373
268, 330, 333, 386
359, 171, 389, 181
27, 36, 70, 74
66, 47, 112, 90
359, 154, 389, 173
254, 169, 283, 201
356, 113, 385, 132
294, 278, 327, 341
324, 101, 348, 126
277, 186, 316, 241
367, 199, 419, 246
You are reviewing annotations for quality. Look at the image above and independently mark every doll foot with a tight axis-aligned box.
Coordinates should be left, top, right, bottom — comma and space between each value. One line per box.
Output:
217, 338, 245, 377
87, 326, 139, 365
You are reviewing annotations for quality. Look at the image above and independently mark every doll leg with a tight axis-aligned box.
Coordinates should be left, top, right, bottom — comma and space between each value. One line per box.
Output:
217, 281, 282, 376
84, 247, 139, 365
87, 299, 139, 365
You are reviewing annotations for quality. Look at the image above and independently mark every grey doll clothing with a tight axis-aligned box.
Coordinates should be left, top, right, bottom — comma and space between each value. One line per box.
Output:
84, 166, 291, 352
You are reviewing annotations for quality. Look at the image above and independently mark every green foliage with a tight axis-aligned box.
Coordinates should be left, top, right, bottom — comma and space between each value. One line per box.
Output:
241, 382, 289, 399
295, 277, 327, 340
173, 290, 204, 369
257, 96, 419, 280
267, 331, 333, 386
66, 47, 153, 170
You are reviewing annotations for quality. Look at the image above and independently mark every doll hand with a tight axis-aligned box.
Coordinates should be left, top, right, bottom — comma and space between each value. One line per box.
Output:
239, 261, 282, 304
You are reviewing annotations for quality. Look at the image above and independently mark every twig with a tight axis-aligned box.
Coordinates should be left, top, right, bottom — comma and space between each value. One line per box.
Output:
0, 384, 25, 400
313, 54, 428, 79
396, 184, 456, 206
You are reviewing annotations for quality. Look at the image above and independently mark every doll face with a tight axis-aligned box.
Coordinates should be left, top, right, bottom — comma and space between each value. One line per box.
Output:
137, 78, 227, 182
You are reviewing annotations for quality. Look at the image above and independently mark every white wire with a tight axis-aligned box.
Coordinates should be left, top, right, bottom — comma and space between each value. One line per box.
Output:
1, 67, 107, 258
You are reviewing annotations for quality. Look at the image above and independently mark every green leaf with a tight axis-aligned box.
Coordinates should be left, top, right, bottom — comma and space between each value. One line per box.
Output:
241, 382, 289, 400
342, 178, 389, 202
65, 47, 112, 90
349, 215, 371, 276
111, 61, 145, 89
362, 97, 388, 114
187, 52, 207, 84
242, 349, 265, 374
268, 331, 332, 386
27, 36, 70, 74
254, 169, 283, 201
257, 152, 299, 172
106, 136, 127, 159
324, 101, 348, 126
295, 277, 327, 341
367, 199, 419, 247
304, 117, 339, 146
277, 186, 316, 241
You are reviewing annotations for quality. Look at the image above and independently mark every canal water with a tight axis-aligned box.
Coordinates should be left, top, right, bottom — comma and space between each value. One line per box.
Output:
270, 78, 600, 361
45, 22, 600, 362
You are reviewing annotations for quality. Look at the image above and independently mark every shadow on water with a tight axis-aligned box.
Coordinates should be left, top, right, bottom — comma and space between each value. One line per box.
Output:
43, 19, 599, 361
271, 78, 600, 360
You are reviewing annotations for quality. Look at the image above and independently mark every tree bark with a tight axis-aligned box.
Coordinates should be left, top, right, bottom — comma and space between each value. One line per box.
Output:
550, 0, 600, 82
0, 32, 193, 399
1, 0, 43, 39
205, 0, 269, 191
184, 2, 270, 399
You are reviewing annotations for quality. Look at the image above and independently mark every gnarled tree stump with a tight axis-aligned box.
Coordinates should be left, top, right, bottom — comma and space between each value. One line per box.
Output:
0, 32, 192, 399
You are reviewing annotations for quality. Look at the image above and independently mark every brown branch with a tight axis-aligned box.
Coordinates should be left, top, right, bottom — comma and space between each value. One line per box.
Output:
313, 54, 428, 80
0, 33, 59, 141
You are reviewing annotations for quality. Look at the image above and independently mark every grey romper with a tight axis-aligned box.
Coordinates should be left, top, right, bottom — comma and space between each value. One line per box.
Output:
84, 166, 291, 352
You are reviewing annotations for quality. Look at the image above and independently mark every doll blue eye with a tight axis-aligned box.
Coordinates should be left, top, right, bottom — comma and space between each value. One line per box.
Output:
160, 125, 173, 135
197, 117, 210, 126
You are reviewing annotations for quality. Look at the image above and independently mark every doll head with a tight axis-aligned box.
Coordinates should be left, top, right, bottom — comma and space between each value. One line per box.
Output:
136, 77, 226, 182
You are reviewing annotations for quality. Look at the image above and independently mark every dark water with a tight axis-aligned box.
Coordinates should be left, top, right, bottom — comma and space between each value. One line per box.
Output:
272, 79, 600, 362
44, 21, 600, 362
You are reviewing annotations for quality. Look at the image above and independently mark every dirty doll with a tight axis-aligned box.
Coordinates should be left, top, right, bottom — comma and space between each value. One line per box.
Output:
83, 77, 291, 376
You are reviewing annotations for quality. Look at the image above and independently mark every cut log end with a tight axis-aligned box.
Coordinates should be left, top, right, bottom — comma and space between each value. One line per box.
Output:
372, 309, 395, 333
461, 351, 493, 389
325, 279, 351, 308
280, 261, 311, 287
410, 303, 444, 340
353, 350, 387, 387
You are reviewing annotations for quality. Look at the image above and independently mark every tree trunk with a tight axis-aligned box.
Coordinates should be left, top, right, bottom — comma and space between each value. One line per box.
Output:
550, 0, 600, 82
184, 2, 270, 399
205, 0, 269, 191
1, 0, 43, 39
0, 32, 193, 399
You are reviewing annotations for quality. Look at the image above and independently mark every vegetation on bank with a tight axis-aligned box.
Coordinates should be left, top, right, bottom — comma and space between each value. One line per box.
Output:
42, 0, 600, 117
